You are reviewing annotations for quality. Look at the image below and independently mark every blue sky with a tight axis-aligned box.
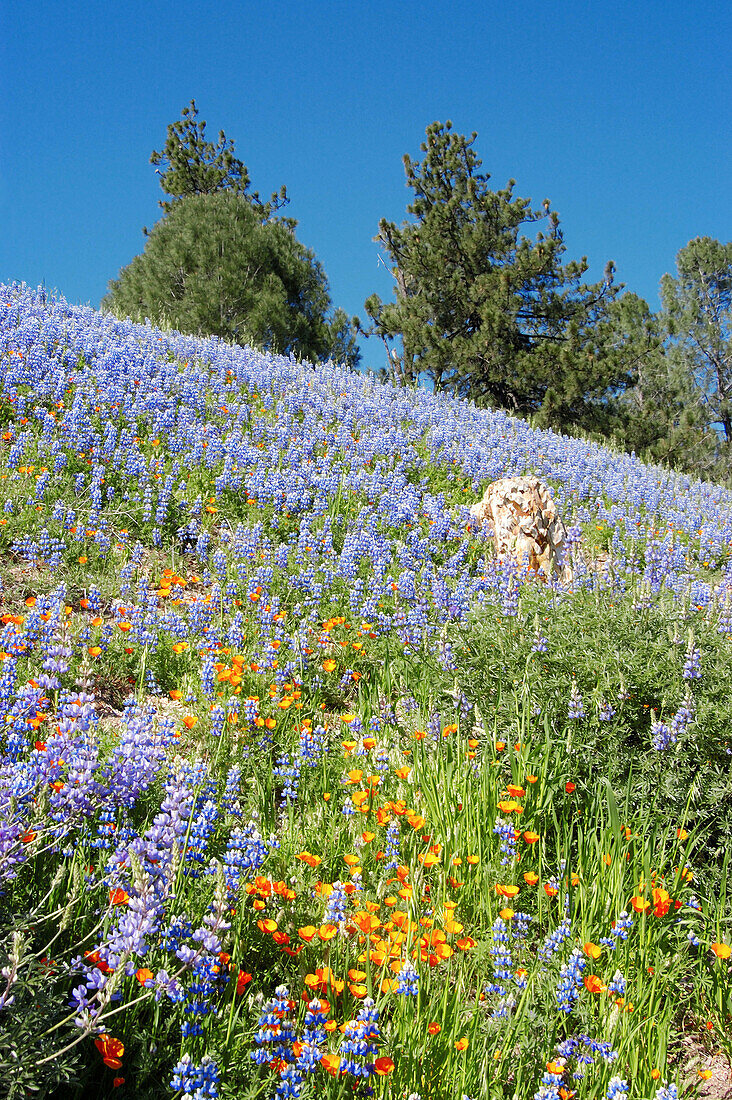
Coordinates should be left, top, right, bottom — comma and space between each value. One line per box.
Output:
3, 1, 730, 372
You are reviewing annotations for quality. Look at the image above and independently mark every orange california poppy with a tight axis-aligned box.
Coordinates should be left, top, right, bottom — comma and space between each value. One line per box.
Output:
95, 1035, 124, 1069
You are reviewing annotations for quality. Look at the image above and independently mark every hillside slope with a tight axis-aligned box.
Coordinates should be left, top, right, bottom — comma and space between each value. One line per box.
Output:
1, 283, 731, 1099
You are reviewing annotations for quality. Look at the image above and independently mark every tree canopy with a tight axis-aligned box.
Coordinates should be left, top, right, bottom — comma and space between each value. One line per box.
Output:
104, 191, 359, 366
105, 105, 359, 368
149, 99, 288, 219
365, 121, 633, 433
661, 236, 732, 447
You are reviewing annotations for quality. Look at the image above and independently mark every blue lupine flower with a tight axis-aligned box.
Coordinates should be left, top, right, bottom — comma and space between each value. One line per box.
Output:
555, 946, 586, 1013
606, 1076, 629, 1099
170, 1052, 220, 1099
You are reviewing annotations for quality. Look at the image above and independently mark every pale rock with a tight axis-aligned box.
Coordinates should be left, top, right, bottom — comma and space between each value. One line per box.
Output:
469, 476, 570, 581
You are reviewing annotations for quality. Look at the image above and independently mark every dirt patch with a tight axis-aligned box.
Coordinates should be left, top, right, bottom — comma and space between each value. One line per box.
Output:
682, 1035, 732, 1099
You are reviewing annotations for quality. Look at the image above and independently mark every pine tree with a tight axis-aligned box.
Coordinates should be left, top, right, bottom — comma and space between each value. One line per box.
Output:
661, 237, 732, 453
365, 121, 630, 433
104, 191, 359, 367
149, 99, 287, 219
105, 107, 360, 367
610, 293, 717, 476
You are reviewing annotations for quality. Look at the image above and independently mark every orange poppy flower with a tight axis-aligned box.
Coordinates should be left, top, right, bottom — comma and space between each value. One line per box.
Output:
428, 1022, 441, 1035
305, 968, 344, 994
321, 1054, 341, 1076
652, 887, 672, 917
495, 884, 519, 898
584, 974, 606, 994
95, 1035, 124, 1069
418, 852, 440, 868
236, 970, 253, 994
711, 943, 731, 959
456, 937, 475, 950
257, 918, 278, 934
374, 1057, 395, 1075
296, 851, 322, 868
455, 1037, 469, 1051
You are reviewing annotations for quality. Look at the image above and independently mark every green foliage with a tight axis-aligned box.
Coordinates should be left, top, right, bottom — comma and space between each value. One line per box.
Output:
104, 191, 360, 366
661, 236, 732, 460
365, 120, 631, 433
3, 286, 732, 1096
610, 292, 718, 476
149, 99, 287, 219
457, 582, 732, 898
105, 102, 360, 367
610, 239, 732, 484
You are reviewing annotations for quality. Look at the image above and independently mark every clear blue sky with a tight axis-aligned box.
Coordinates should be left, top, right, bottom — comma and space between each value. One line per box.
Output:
3, 1, 730, 372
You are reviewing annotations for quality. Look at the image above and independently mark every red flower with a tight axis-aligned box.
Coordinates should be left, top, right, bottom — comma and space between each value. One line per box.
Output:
236, 970, 253, 994
95, 1034, 124, 1069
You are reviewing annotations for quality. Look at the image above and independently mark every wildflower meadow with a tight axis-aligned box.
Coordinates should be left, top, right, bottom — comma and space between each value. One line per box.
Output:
1, 282, 731, 1099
